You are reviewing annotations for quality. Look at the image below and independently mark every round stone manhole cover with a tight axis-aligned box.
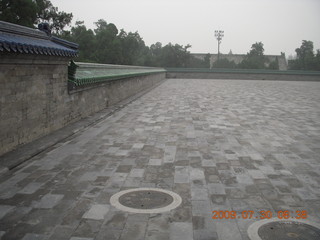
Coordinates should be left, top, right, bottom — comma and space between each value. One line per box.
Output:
248, 218, 320, 240
258, 221, 320, 239
110, 188, 182, 214
119, 190, 174, 209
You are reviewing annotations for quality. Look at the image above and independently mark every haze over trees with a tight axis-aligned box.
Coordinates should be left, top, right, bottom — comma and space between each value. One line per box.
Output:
1, 0, 319, 70
59, 20, 207, 68
238, 42, 268, 69
288, 40, 320, 71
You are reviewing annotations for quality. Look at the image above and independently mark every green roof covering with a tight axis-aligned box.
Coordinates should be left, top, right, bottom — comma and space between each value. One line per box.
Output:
68, 62, 166, 89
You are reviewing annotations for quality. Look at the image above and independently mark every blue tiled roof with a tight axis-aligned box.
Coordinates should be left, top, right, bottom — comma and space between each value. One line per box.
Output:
0, 21, 78, 57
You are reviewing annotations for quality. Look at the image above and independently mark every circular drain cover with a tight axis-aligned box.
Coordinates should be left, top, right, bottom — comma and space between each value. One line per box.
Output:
119, 190, 173, 209
248, 218, 320, 240
110, 188, 182, 214
258, 221, 320, 240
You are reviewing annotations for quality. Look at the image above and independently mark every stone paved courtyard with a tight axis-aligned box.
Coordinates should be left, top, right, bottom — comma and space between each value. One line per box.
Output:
0, 78, 320, 240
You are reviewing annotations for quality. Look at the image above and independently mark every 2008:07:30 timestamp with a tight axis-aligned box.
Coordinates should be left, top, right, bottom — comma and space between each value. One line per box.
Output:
212, 210, 308, 220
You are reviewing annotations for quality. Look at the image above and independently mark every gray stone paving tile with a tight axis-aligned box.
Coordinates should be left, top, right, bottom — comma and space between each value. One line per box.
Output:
148, 158, 162, 166
207, 183, 226, 195
123, 177, 141, 188
119, 214, 148, 240
83, 186, 104, 199
171, 206, 192, 222
35, 194, 64, 209
0, 207, 32, 230
0, 205, 14, 220
95, 228, 121, 240
22, 233, 48, 240
201, 159, 216, 167
132, 143, 144, 149
192, 200, 211, 216
163, 146, 177, 163
190, 168, 205, 181
169, 222, 193, 240
104, 209, 127, 230
191, 187, 209, 201
174, 166, 189, 183
48, 225, 75, 240
0, 185, 20, 199
0, 223, 34, 240
129, 168, 144, 178
247, 169, 266, 179
193, 230, 218, 240
82, 204, 110, 220
62, 199, 92, 227
72, 219, 102, 239
145, 214, 170, 240
215, 220, 243, 240
70, 237, 94, 240
21, 208, 63, 234
295, 188, 318, 200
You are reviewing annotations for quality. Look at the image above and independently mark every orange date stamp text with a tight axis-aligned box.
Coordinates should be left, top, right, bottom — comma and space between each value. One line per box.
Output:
212, 210, 308, 220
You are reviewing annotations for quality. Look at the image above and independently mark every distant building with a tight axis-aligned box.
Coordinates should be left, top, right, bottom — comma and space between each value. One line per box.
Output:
192, 52, 288, 70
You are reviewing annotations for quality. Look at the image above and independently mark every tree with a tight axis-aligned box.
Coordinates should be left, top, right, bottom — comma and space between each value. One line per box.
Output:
248, 42, 264, 57
239, 42, 268, 69
0, 0, 72, 33
91, 19, 122, 64
316, 50, 320, 71
203, 53, 211, 68
35, 0, 73, 34
0, 0, 37, 27
157, 43, 192, 67
289, 40, 318, 70
211, 58, 236, 69
64, 21, 95, 62
119, 30, 147, 65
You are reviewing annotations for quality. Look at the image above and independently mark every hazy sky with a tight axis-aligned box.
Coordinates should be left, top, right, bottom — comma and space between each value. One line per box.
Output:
50, 0, 320, 57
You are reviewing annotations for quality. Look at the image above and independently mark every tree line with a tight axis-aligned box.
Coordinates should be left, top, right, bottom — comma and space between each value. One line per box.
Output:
59, 20, 210, 68
288, 40, 320, 71
1, 0, 319, 70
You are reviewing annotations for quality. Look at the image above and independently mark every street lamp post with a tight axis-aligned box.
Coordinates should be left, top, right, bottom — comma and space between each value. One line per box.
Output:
214, 30, 224, 62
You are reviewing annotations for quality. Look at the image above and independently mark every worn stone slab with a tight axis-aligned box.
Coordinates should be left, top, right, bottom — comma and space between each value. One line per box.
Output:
82, 204, 110, 220
47, 225, 75, 240
164, 146, 177, 163
215, 220, 243, 240
148, 159, 162, 166
18, 182, 43, 194
119, 214, 148, 240
191, 187, 209, 201
174, 166, 189, 184
35, 194, 64, 209
248, 170, 266, 179
129, 168, 145, 178
169, 222, 193, 240
22, 233, 48, 240
0, 205, 15, 220
190, 168, 205, 181
70, 237, 94, 240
